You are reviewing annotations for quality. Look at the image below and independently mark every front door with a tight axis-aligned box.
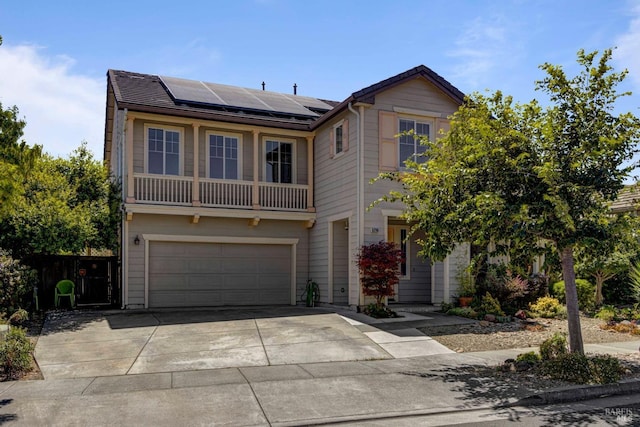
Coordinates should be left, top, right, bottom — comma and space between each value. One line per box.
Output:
387, 225, 409, 302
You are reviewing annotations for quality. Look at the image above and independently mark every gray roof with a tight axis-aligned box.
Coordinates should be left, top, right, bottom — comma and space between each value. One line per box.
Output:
611, 185, 640, 213
108, 70, 325, 130
107, 65, 466, 132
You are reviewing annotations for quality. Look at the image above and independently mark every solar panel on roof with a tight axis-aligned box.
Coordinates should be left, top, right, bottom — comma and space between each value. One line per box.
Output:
160, 76, 224, 106
258, 91, 319, 117
206, 83, 274, 112
160, 75, 333, 118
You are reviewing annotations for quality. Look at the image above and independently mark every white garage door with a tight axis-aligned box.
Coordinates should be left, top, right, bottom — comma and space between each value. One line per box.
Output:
148, 241, 292, 307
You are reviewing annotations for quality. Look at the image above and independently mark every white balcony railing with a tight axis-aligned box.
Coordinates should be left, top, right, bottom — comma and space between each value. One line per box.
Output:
133, 174, 308, 211
134, 174, 192, 206
200, 178, 253, 208
259, 182, 308, 211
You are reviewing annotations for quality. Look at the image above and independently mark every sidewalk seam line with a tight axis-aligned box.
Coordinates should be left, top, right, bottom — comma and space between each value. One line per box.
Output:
81, 377, 98, 395
125, 312, 160, 375
254, 319, 271, 366
238, 368, 272, 427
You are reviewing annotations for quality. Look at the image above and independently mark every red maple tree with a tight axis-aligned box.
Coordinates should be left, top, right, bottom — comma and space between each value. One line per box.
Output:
357, 241, 404, 309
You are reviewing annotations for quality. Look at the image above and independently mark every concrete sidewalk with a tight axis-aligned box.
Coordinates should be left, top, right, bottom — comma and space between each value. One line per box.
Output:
1, 308, 640, 426
3, 342, 640, 426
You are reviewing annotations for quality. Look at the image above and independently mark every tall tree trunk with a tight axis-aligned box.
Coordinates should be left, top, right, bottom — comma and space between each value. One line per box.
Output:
594, 272, 604, 306
560, 245, 584, 354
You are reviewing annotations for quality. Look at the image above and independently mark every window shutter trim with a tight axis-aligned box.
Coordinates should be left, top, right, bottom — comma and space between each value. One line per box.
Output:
343, 119, 349, 152
329, 127, 335, 159
379, 111, 398, 171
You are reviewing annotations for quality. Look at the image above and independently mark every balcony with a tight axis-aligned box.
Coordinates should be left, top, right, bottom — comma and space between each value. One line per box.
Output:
133, 173, 309, 212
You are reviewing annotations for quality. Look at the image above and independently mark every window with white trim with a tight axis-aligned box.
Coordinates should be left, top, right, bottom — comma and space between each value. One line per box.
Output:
147, 126, 181, 175
398, 118, 430, 167
207, 133, 240, 179
334, 122, 344, 155
265, 139, 293, 183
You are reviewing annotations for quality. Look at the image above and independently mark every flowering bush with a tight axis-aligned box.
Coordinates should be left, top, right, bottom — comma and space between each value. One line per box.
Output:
528, 296, 566, 319
357, 241, 404, 309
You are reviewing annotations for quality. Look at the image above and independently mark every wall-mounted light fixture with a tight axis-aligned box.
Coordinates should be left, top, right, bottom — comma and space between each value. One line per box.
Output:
134, 235, 140, 245
344, 220, 349, 230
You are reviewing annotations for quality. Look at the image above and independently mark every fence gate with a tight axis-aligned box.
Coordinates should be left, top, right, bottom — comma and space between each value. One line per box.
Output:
29, 255, 119, 309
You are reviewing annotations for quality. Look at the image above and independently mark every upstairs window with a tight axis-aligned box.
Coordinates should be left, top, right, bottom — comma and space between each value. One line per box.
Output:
208, 133, 240, 179
334, 124, 343, 154
398, 118, 430, 167
265, 140, 293, 183
330, 119, 349, 158
147, 126, 181, 175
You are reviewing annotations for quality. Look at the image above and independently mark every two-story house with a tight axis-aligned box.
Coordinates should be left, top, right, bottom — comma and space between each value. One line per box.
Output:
104, 65, 470, 310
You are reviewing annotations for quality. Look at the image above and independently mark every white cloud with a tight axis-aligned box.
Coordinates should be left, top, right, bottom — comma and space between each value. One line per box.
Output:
615, 3, 640, 90
447, 17, 512, 88
0, 44, 104, 158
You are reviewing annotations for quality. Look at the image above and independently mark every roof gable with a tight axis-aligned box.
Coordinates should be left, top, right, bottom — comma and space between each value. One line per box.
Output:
311, 65, 465, 129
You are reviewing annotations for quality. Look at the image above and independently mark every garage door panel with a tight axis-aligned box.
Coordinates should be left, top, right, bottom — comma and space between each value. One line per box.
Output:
187, 258, 222, 273
185, 291, 224, 306
188, 275, 225, 288
259, 258, 290, 274
259, 275, 290, 287
223, 259, 258, 274
150, 291, 188, 307
150, 257, 188, 273
185, 244, 221, 257
151, 276, 189, 290
148, 241, 292, 307
259, 289, 290, 304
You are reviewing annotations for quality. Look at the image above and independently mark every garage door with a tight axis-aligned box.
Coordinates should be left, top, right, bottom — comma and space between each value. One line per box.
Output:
148, 241, 292, 307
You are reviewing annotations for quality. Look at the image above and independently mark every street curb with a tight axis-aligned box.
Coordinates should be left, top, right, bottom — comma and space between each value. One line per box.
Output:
510, 378, 640, 406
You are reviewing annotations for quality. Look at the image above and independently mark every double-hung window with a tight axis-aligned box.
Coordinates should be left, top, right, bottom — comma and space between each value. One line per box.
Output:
265, 139, 293, 183
334, 123, 343, 155
398, 118, 430, 167
147, 126, 181, 175
208, 133, 240, 179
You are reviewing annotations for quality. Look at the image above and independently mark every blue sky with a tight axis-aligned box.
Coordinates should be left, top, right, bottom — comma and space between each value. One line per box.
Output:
0, 0, 639, 158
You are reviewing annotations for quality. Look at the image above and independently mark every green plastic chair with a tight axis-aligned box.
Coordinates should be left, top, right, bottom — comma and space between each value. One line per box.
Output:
55, 279, 76, 308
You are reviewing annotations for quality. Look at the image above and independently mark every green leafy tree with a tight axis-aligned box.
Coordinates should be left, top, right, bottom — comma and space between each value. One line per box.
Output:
575, 214, 640, 305
0, 144, 119, 257
380, 49, 640, 354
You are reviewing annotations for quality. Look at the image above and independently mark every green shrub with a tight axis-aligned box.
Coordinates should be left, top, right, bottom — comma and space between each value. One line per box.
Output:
541, 353, 621, 384
363, 303, 398, 319
478, 292, 505, 316
529, 296, 566, 319
0, 327, 34, 380
539, 332, 568, 361
588, 355, 623, 384
594, 305, 618, 322
552, 279, 596, 311
440, 302, 454, 313
0, 251, 37, 316
446, 307, 479, 319
516, 351, 541, 364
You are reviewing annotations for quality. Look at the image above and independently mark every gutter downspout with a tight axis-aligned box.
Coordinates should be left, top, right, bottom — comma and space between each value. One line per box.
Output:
121, 108, 128, 309
347, 102, 364, 307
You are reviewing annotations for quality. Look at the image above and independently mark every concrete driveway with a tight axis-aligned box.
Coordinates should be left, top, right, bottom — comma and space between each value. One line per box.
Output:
34, 307, 453, 380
